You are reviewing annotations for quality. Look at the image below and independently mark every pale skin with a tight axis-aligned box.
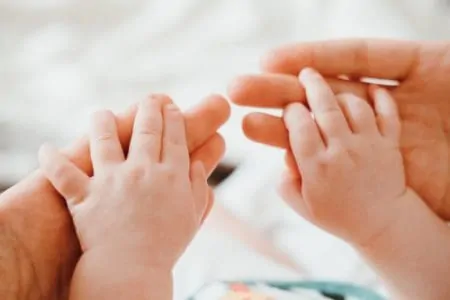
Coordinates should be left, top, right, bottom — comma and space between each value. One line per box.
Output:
38, 99, 212, 300
0, 94, 230, 300
229, 39, 450, 220
280, 68, 450, 300
0, 38, 449, 299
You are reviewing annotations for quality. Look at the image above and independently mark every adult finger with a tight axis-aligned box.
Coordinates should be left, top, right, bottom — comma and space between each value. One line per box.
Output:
190, 133, 225, 177
261, 39, 419, 80
184, 94, 231, 151
242, 112, 287, 148
38, 144, 89, 206
229, 73, 369, 108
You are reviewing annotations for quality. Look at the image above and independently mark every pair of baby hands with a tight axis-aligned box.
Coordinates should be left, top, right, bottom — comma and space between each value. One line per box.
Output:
38, 68, 450, 299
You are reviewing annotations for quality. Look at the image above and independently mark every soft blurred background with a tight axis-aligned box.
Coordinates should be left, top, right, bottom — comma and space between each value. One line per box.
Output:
1, 0, 449, 299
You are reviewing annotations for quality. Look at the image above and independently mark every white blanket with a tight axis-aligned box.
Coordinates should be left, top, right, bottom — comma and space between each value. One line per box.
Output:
1, 1, 444, 299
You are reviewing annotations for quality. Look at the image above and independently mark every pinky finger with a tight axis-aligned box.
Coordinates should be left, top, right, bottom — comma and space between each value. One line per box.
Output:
370, 86, 401, 142
38, 144, 90, 207
284, 150, 301, 179
277, 171, 311, 221
190, 161, 209, 223
201, 188, 215, 224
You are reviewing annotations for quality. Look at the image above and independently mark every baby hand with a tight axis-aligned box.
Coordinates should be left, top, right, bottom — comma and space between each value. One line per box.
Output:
38, 97, 210, 270
279, 68, 406, 246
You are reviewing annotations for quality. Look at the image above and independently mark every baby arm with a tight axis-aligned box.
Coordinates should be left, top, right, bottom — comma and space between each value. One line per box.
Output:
38, 99, 211, 299
357, 188, 450, 300
279, 68, 450, 299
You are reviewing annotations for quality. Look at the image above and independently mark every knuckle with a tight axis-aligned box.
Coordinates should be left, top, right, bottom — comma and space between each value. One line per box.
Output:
51, 163, 69, 180
167, 135, 187, 147
159, 165, 179, 182
137, 118, 161, 137
312, 155, 332, 178
327, 143, 348, 158
126, 165, 148, 181
316, 105, 342, 120
95, 132, 114, 142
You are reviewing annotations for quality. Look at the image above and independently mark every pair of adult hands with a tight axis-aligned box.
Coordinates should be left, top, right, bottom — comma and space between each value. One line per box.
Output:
0, 39, 448, 299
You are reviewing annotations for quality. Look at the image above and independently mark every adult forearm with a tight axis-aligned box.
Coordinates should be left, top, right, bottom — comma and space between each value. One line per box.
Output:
0, 215, 39, 300
356, 189, 450, 300
0, 172, 78, 300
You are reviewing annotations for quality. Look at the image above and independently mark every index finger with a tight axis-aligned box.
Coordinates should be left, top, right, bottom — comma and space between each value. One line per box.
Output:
261, 39, 419, 80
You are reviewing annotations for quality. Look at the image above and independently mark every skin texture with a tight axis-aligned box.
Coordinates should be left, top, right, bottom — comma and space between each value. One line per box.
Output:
39, 100, 209, 300
279, 69, 406, 245
0, 94, 230, 300
228, 39, 450, 220
280, 68, 450, 300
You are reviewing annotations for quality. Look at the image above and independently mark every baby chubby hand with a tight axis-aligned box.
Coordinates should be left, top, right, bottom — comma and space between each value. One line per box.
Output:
38, 97, 211, 270
278, 68, 407, 246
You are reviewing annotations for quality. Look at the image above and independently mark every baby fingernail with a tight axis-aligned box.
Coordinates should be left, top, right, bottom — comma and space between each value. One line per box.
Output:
166, 104, 179, 111
38, 143, 56, 159
286, 102, 302, 112
299, 67, 316, 79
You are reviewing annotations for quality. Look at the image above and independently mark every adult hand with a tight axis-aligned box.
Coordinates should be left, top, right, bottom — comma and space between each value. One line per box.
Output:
0, 94, 230, 300
229, 39, 450, 219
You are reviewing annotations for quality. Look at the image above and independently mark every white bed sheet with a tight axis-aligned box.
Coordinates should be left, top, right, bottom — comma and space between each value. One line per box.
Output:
1, 1, 445, 299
